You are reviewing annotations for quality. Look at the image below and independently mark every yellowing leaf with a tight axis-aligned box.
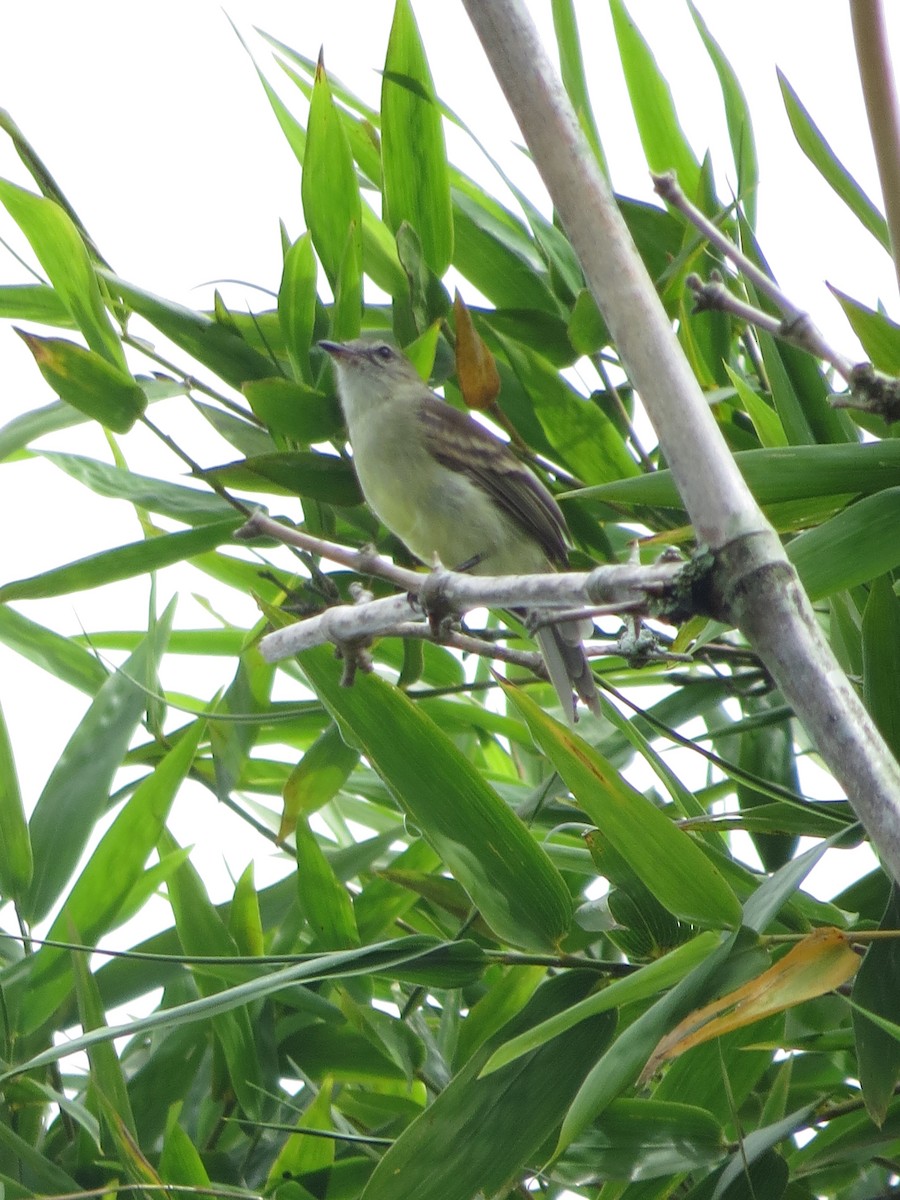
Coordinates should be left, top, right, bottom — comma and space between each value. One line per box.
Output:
454, 289, 500, 411
642, 927, 860, 1081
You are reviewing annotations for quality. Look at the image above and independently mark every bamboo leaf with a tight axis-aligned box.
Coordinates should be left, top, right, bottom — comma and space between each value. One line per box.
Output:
0, 178, 126, 369
296, 644, 574, 951
381, 0, 453, 275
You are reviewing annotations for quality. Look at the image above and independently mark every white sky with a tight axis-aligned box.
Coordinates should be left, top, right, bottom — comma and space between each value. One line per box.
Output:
0, 2, 894, 906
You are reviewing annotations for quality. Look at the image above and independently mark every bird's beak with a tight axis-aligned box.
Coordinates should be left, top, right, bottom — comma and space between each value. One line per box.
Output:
319, 339, 348, 358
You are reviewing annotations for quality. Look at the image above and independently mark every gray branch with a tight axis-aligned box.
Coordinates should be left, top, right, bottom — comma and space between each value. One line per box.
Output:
462, 0, 900, 881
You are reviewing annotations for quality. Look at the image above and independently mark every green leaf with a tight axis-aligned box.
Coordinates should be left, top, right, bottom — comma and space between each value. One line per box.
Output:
159, 1104, 211, 1187
296, 643, 574, 950
609, 0, 701, 199
0, 605, 109, 694
103, 272, 276, 388
71, 939, 137, 1137
580, 441, 900, 509
361, 973, 616, 1200
724, 364, 787, 448
243, 377, 342, 444
863, 575, 900, 761
501, 336, 639, 484
278, 232, 319, 384
779, 69, 889, 251
0, 698, 32, 899
15, 330, 145, 432
0, 518, 243, 602
40, 450, 236, 524
0, 282, 75, 325
22, 606, 173, 924
557, 930, 763, 1152
831, 285, 900, 373
302, 53, 362, 289
280, 721, 360, 840
0, 399, 87, 461
503, 683, 741, 929
204, 451, 361, 505
551, 0, 608, 173
558, 1099, 725, 1185
161, 828, 266, 1119
788, 489, 900, 600
0, 178, 126, 370
381, 0, 453, 275
23, 721, 206, 1032
481, 931, 721, 1076
4, 937, 484, 1080
853, 888, 900, 1126
295, 816, 361, 949
688, 2, 758, 226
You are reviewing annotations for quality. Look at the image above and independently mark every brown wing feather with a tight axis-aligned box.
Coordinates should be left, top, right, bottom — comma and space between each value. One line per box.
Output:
418, 394, 569, 568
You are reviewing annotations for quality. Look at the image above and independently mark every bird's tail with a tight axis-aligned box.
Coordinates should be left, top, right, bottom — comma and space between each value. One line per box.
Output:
536, 618, 599, 725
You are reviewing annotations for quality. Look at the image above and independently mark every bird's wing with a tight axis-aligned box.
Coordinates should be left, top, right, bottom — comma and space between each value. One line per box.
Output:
418, 395, 569, 568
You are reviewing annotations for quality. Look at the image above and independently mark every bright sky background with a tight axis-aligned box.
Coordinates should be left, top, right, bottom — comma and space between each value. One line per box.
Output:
1, 2, 897, 912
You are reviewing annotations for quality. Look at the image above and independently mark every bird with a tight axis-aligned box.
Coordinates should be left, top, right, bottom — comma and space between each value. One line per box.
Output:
320, 337, 599, 722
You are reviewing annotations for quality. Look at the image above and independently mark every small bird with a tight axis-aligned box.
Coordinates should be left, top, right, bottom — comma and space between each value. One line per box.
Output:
320, 338, 599, 721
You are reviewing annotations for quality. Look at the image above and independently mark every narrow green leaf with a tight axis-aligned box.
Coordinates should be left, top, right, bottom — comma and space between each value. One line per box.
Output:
3, 936, 476, 1079
0, 518, 242, 602
0, 698, 32, 899
559, 1098, 725, 1185
503, 683, 741, 929
361, 973, 615, 1200
551, 0, 608, 173
229, 863, 265, 957
302, 53, 362, 289
71, 940, 137, 1136
244, 376, 343, 444
452, 189, 558, 314
863, 574, 900, 764
832, 285, 900, 373
159, 1104, 211, 1187
295, 817, 360, 950
278, 232, 319, 384
296, 643, 574, 950
0, 399, 87, 461
0, 178, 126, 370
482, 931, 721, 1076
266, 1081, 336, 1191
103, 272, 276, 388
501, 336, 639, 484
280, 722, 360, 840
381, 0, 453, 275
40, 450, 236, 524
779, 69, 889, 251
22, 607, 173, 924
0, 1115, 81, 1194
724, 364, 787, 448
580, 441, 900, 509
161, 829, 265, 1119
0, 606, 108, 694
853, 888, 900, 1126
789, 489, 900, 600
332, 216, 364, 341
688, 2, 758, 226
15, 330, 145, 432
0, 282, 74, 324
556, 930, 762, 1152
609, 0, 701, 199
23, 720, 206, 1032
203, 452, 361, 506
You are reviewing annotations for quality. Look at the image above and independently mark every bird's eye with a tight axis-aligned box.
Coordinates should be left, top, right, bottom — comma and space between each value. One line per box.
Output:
375, 344, 394, 361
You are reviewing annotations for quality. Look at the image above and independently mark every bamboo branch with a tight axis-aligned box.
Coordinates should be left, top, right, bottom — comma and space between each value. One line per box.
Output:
461, 0, 900, 881
851, 0, 900, 295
